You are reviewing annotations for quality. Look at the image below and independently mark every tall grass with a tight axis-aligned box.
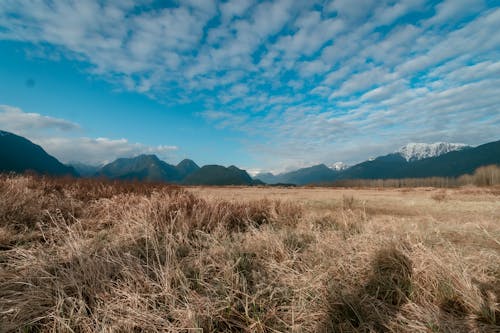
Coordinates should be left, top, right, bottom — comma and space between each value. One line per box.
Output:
0, 175, 498, 332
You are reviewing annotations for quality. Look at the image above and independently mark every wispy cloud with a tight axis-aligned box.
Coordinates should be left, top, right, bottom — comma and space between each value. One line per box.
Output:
1, 1, 499, 171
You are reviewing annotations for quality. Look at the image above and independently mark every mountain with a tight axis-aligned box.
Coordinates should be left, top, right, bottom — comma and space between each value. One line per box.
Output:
97, 155, 254, 185
254, 164, 341, 185
0, 130, 78, 176
336, 153, 408, 180
398, 140, 500, 178
183, 165, 255, 185
253, 172, 278, 184
339, 140, 500, 180
279, 164, 339, 185
70, 162, 101, 177
397, 142, 471, 161
331, 162, 349, 171
255, 140, 499, 185
97, 154, 181, 182
175, 159, 200, 179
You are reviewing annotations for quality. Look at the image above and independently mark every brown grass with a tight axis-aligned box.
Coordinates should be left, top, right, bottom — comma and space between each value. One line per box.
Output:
1, 175, 499, 332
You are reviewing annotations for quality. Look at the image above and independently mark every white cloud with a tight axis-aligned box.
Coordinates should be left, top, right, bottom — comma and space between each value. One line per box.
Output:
360, 80, 407, 102
274, 10, 344, 59
36, 137, 177, 165
0, 105, 80, 135
310, 86, 331, 97
326, 0, 379, 22
298, 59, 330, 77
329, 67, 396, 98
425, 0, 485, 26
0, 105, 178, 165
220, 0, 254, 22
199, 110, 248, 128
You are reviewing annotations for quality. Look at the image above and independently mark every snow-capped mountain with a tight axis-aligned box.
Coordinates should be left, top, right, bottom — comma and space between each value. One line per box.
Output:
330, 162, 349, 171
398, 142, 471, 162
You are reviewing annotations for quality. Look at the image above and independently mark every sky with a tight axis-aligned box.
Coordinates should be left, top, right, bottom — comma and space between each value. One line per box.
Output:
0, 0, 499, 174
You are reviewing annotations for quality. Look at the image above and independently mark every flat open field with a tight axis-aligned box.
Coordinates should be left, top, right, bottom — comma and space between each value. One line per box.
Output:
1, 177, 499, 332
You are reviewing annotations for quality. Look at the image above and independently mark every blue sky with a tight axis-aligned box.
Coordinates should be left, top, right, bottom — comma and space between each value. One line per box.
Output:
0, 0, 499, 174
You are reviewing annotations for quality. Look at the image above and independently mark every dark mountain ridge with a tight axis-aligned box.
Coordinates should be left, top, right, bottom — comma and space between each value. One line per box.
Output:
95, 155, 255, 185
0, 130, 77, 177
183, 165, 255, 185
176, 159, 200, 179
97, 154, 181, 182
255, 164, 340, 185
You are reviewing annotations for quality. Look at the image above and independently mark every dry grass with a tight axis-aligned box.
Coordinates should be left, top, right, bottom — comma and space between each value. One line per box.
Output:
1, 175, 499, 332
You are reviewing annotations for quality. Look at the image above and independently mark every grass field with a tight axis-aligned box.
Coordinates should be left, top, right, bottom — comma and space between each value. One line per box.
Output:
1, 176, 499, 332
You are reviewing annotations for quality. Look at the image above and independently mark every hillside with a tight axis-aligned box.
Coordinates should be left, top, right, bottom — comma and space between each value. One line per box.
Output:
175, 159, 200, 179
397, 142, 471, 161
70, 162, 101, 177
183, 165, 255, 185
97, 156, 253, 185
97, 154, 181, 182
340, 140, 500, 179
0, 130, 77, 177
255, 164, 340, 185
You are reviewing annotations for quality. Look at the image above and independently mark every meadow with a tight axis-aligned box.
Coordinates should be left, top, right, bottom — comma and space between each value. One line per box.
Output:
0, 175, 499, 332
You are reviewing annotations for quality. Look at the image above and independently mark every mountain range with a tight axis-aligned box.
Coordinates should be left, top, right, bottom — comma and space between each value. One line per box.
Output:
94, 154, 261, 185
97, 154, 190, 182
0, 130, 257, 185
1, 130, 499, 185
254, 141, 500, 185
255, 164, 340, 185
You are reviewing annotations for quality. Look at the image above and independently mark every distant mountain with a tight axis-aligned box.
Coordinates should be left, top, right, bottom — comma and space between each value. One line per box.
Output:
280, 164, 339, 185
331, 162, 349, 171
183, 165, 256, 185
253, 172, 278, 184
96, 155, 254, 185
337, 153, 408, 180
255, 163, 341, 185
254, 140, 499, 185
70, 162, 101, 177
397, 140, 500, 178
0, 130, 77, 176
175, 159, 200, 179
97, 154, 181, 182
397, 142, 471, 161
339, 140, 500, 180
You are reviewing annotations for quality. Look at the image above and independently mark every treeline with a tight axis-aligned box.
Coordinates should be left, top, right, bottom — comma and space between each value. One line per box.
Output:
327, 165, 500, 188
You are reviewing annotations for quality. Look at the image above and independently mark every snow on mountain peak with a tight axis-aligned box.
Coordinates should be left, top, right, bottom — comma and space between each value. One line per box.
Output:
330, 162, 349, 171
398, 142, 470, 162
